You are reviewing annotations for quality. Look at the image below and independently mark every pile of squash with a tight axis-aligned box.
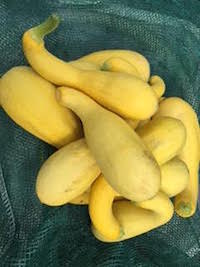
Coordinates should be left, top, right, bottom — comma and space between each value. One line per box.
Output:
0, 15, 199, 242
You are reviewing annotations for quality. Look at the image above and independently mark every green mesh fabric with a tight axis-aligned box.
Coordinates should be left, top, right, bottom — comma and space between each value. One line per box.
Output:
0, 0, 200, 266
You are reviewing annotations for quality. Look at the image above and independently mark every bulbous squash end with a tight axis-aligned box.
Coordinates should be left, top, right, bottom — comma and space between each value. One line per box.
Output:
91, 225, 124, 242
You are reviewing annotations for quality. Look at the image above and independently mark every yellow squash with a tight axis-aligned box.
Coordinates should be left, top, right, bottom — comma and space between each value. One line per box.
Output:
0, 66, 82, 147
70, 188, 90, 205
136, 118, 151, 129
57, 87, 160, 202
71, 146, 189, 207
160, 158, 189, 197
70, 187, 124, 205
89, 174, 121, 240
36, 139, 101, 206
100, 57, 141, 129
69, 60, 99, 71
100, 57, 140, 78
89, 157, 188, 241
154, 97, 200, 217
92, 192, 174, 242
159, 96, 166, 103
72, 117, 188, 207
136, 116, 186, 165
126, 119, 140, 130
23, 15, 158, 120
149, 75, 165, 98
76, 49, 150, 82
127, 75, 165, 129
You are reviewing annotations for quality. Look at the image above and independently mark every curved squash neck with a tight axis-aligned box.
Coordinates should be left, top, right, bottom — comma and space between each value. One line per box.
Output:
23, 15, 81, 87
57, 87, 99, 121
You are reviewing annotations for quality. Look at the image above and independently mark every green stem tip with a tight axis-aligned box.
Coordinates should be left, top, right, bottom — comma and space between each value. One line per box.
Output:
100, 62, 109, 71
176, 201, 192, 217
119, 227, 125, 238
31, 14, 61, 44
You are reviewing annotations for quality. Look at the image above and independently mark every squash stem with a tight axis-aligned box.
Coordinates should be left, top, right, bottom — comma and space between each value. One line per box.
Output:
30, 14, 60, 44
119, 227, 125, 238
100, 62, 109, 71
176, 201, 192, 217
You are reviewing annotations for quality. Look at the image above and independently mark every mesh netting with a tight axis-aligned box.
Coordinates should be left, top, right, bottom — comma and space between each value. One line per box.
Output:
0, 0, 200, 266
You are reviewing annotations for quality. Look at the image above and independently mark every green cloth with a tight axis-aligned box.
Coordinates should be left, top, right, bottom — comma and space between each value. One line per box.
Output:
0, 0, 200, 266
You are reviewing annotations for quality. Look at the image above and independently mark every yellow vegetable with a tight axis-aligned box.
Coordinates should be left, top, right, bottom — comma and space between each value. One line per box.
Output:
57, 87, 160, 202
136, 118, 151, 129
69, 188, 90, 205
23, 15, 158, 120
0, 66, 82, 148
36, 139, 101, 206
100, 57, 140, 78
69, 60, 99, 71
160, 158, 189, 197
70, 145, 189, 207
136, 116, 186, 165
92, 192, 174, 242
197, 126, 200, 161
159, 96, 166, 103
70, 186, 124, 205
77, 50, 150, 82
126, 119, 140, 130
36, 110, 186, 205
89, 157, 187, 241
83, 57, 148, 128
89, 174, 121, 240
149, 75, 165, 98
154, 97, 200, 217
100, 58, 140, 129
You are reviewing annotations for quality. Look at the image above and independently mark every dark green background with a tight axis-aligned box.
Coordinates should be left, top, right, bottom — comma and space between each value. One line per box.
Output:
0, 0, 200, 266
